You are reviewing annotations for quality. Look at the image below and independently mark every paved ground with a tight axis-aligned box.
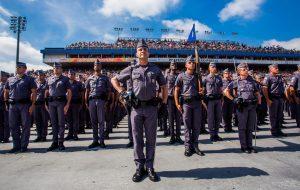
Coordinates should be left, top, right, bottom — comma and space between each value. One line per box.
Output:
0, 116, 300, 190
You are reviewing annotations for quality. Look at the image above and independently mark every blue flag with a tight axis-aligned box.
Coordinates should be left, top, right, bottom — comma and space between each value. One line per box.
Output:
187, 24, 196, 43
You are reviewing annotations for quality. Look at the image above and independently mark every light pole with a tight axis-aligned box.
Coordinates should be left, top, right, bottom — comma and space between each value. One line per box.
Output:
9, 16, 27, 66
113, 27, 123, 39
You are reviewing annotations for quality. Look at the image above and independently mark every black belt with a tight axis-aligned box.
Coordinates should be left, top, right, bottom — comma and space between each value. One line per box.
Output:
269, 94, 284, 100
48, 96, 67, 102
35, 100, 45, 105
181, 95, 201, 104
243, 99, 258, 106
71, 98, 82, 104
206, 94, 222, 100
9, 98, 31, 105
133, 98, 160, 108
89, 94, 107, 101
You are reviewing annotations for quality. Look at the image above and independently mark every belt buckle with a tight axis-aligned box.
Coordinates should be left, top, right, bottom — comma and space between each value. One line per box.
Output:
140, 101, 147, 107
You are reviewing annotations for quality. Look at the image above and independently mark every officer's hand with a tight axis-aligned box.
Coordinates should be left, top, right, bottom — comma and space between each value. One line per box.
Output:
295, 97, 300, 104
176, 104, 183, 114
29, 105, 35, 115
266, 99, 273, 106
64, 104, 70, 115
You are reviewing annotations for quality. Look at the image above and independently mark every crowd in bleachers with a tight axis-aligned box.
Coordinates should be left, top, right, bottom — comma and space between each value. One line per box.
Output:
65, 38, 300, 54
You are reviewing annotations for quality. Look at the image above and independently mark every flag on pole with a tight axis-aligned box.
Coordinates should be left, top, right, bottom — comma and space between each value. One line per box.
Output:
187, 24, 196, 43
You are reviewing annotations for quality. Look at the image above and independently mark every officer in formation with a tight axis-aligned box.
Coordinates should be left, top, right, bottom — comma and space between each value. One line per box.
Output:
203, 62, 223, 142
222, 68, 235, 133
46, 63, 72, 151
4, 62, 37, 153
288, 65, 300, 128
255, 74, 268, 128
0, 71, 10, 143
224, 63, 261, 153
33, 70, 48, 142
262, 64, 287, 137
65, 69, 84, 141
174, 55, 205, 157
165, 61, 183, 144
111, 39, 167, 182
85, 60, 112, 149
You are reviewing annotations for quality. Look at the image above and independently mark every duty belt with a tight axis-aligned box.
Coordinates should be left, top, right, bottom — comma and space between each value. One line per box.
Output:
48, 96, 67, 102
8, 98, 31, 105
269, 94, 284, 100
89, 94, 107, 101
71, 98, 82, 104
133, 97, 160, 108
35, 100, 45, 105
181, 95, 201, 104
242, 99, 258, 106
206, 94, 223, 100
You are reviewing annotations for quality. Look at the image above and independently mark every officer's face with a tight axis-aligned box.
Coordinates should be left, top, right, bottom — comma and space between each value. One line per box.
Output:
68, 73, 75, 80
170, 64, 176, 70
185, 61, 195, 70
209, 66, 217, 74
136, 47, 149, 59
1, 76, 8, 82
94, 64, 102, 72
223, 72, 230, 78
16, 66, 26, 75
53, 67, 62, 75
270, 66, 279, 74
238, 67, 249, 77
38, 74, 45, 81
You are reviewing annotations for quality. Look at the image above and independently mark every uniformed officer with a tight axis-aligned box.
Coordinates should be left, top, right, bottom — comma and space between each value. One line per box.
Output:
111, 39, 167, 182
4, 62, 37, 153
85, 60, 111, 149
288, 65, 300, 128
174, 55, 205, 157
165, 61, 183, 144
262, 64, 287, 137
203, 62, 223, 142
65, 69, 84, 141
224, 63, 261, 153
0, 71, 10, 143
45, 63, 72, 151
255, 74, 268, 127
222, 68, 235, 133
33, 70, 48, 142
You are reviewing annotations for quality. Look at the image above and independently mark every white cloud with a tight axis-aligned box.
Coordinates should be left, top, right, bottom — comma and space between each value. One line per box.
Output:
99, 0, 180, 20
0, 33, 50, 73
262, 38, 300, 50
0, 17, 8, 26
218, 0, 265, 22
0, 5, 12, 17
161, 19, 212, 40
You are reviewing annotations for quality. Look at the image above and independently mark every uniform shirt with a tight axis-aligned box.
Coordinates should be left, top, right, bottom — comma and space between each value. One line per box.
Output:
262, 74, 285, 96
165, 71, 178, 96
289, 72, 300, 92
69, 80, 84, 100
202, 74, 223, 96
116, 62, 166, 101
47, 75, 71, 97
0, 81, 5, 102
5, 74, 37, 100
228, 76, 258, 100
222, 78, 233, 95
175, 71, 199, 97
36, 80, 48, 101
85, 74, 111, 98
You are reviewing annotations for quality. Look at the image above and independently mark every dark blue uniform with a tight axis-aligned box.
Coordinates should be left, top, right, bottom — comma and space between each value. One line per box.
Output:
5, 74, 37, 150
0, 74, 9, 143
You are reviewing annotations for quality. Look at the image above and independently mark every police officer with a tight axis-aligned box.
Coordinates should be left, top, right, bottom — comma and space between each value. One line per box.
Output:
262, 64, 287, 137
65, 69, 84, 141
4, 62, 37, 153
222, 68, 235, 133
174, 55, 205, 157
33, 70, 48, 142
111, 39, 167, 182
224, 63, 261, 153
203, 62, 223, 142
165, 61, 183, 144
288, 65, 300, 128
255, 74, 267, 127
0, 71, 10, 143
85, 60, 111, 149
45, 63, 72, 151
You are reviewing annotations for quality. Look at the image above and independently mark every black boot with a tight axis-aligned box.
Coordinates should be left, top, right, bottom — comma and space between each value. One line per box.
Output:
169, 136, 176, 144
88, 141, 100, 149
147, 168, 159, 182
58, 142, 65, 151
193, 146, 205, 156
184, 148, 193, 157
65, 135, 73, 141
47, 142, 59, 151
175, 136, 184, 144
132, 168, 147, 182
99, 141, 106, 148
126, 141, 134, 148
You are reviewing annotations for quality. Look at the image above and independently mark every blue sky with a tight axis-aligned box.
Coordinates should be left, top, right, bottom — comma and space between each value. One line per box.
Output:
0, 0, 300, 72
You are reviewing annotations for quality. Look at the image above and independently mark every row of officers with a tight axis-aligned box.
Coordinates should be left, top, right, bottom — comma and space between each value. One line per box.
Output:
1, 40, 300, 182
